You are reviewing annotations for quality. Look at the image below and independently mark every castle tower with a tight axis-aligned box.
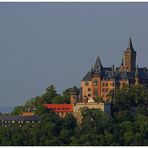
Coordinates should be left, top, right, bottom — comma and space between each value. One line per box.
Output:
69, 86, 79, 105
124, 38, 136, 72
119, 54, 124, 71
93, 56, 102, 75
92, 56, 102, 98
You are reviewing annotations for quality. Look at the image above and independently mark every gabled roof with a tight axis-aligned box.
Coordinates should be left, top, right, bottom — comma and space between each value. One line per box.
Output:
138, 67, 148, 79
82, 71, 92, 81
81, 66, 148, 81
69, 86, 79, 93
94, 56, 102, 74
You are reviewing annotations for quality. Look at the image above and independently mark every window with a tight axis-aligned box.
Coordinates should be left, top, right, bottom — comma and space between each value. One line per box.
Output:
85, 82, 89, 86
112, 82, 114, 87
88, 88, 91, 91
102, 88, 105, 92
112, 88, 115, 91
94, 89, 98, 96
110, 82, 115, 86
102, 83, 105, 87
12, 121, 15, 123
73, 95, 77, 99
122, 83, 126, 87
93, 79, 98, 86
88, 93, 91, 97
106, 83, 108, 87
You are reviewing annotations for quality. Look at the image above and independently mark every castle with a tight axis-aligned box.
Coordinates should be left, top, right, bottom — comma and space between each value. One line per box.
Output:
44, 38, 148, 121
1, 38, 147, 126
80, 38, 148, 102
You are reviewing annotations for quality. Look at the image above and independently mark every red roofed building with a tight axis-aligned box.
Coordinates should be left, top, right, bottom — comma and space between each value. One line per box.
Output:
43, 87, 111, 122
44, 104, 74, 118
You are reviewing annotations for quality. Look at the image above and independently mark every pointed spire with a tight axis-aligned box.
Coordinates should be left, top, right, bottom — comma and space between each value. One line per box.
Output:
121, 53, 124, 65
111, 65, 115, 78
135, 65, 139, 78
127, 37, 134, 51
94, 56, 102, 74
91, 67, 93, 72
123, 71, 128, 80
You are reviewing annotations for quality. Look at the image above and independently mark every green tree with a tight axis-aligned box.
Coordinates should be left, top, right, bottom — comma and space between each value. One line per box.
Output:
41, 85, 57, 104
69, 136, 79, 146
95, 96, 104, 103
52, 95, 63, 104
11, 105, 24, 115
62, 113, 77, 130
62, 88, 71, 103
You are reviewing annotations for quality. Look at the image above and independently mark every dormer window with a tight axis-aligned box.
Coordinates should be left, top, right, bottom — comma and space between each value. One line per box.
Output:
85, 82, 89, 86
93, 79, 98, 86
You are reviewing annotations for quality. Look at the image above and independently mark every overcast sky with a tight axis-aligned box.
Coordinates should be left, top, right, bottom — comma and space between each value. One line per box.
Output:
0, 2, 148, 107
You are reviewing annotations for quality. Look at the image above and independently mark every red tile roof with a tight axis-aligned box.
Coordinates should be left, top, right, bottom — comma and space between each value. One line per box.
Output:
44, 104, 74, 112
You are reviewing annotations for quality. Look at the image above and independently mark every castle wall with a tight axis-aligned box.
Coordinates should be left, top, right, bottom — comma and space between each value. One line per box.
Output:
73, 102, 111, 124
101, 80, 115, 100
80, 81, 92, 99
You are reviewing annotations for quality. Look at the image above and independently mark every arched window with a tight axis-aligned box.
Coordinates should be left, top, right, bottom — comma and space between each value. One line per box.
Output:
88, 88, 91, 91
93, 79, 98, 86
88, 93, 91, 97
85, 82, 89, 86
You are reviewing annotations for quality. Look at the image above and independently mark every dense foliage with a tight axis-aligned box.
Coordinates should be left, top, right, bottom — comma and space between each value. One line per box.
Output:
0, 85, 148, 146
11, 85, 70, 115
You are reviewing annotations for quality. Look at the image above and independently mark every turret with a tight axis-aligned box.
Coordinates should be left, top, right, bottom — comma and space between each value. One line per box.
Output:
124, 38, 136, 72
91, 67, 94, 75
111, 65, 115, 79
94, 56, 102, 75
69, 86, 79, 105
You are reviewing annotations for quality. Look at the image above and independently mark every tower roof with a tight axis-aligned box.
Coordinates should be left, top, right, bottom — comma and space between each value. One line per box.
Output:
127, 37, 134, 51
94, 56, 102, 74
121, 53, 124, 65
69, 86, 79, 94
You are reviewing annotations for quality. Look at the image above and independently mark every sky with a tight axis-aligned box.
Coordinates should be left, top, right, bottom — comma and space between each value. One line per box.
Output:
0, 2, 148, 108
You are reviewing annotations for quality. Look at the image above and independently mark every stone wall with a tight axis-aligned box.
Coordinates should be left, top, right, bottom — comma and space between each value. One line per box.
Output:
73, 102, 111, 124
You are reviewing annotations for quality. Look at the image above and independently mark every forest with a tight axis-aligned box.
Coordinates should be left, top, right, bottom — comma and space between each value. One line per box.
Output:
0, 85, 148, 146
